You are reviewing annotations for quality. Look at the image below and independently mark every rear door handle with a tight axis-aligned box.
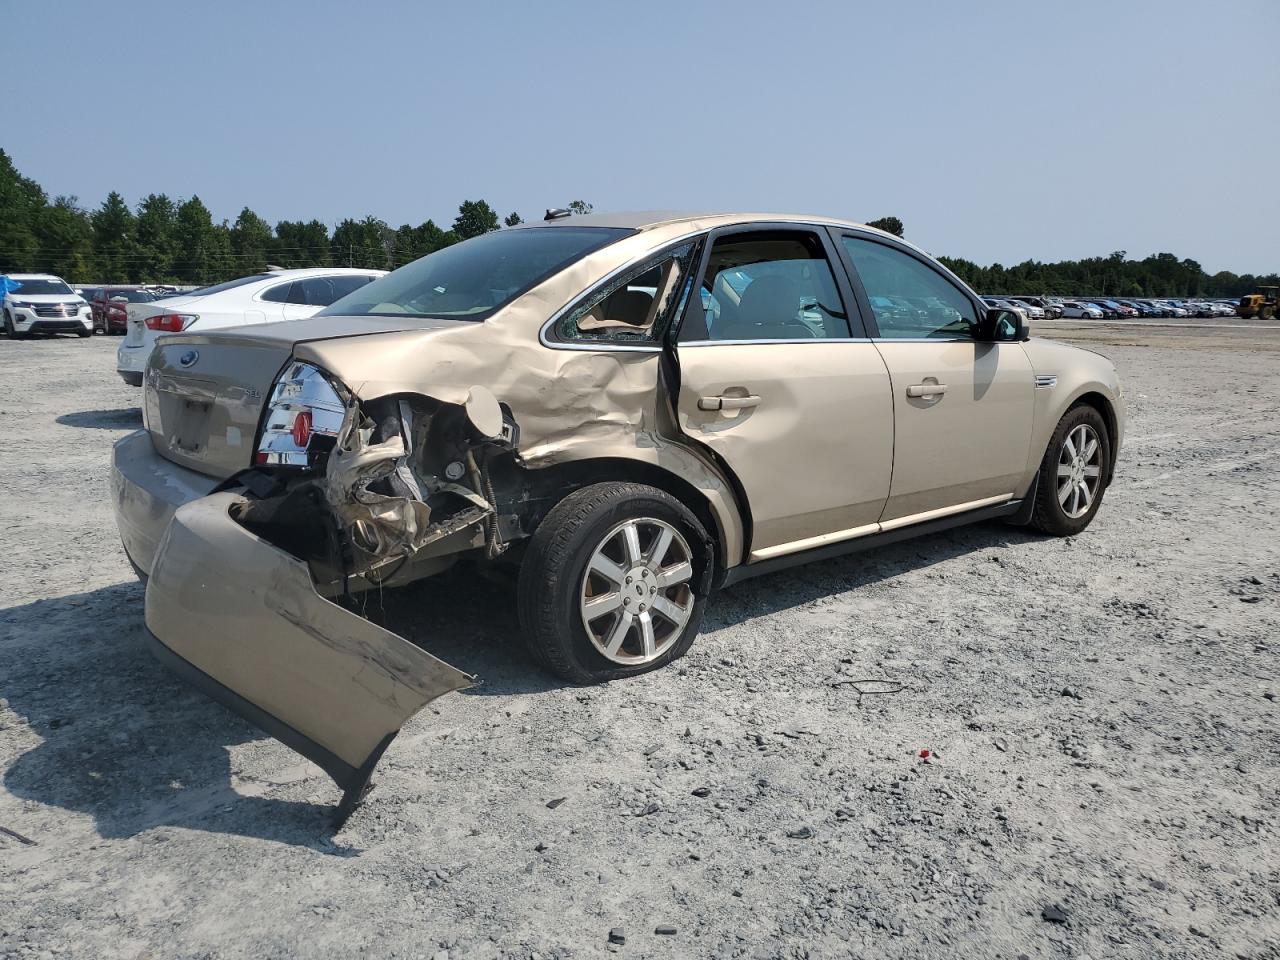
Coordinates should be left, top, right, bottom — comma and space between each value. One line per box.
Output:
698, 394, 762, 411
906, 383, 948, 398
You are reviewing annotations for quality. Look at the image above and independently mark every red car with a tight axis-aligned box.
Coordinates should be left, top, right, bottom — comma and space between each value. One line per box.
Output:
88, 287, 159, 334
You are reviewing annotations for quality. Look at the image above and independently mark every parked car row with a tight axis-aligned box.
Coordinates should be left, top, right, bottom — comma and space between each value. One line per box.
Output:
981, 295, 1242, 321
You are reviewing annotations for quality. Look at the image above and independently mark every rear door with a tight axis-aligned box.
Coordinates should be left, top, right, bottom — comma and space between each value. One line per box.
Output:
673, 226, 894, 561
834, 231, 1034, 522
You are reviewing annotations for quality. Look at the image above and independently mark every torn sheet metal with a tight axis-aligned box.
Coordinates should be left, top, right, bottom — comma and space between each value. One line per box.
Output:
321, 398, 497, 578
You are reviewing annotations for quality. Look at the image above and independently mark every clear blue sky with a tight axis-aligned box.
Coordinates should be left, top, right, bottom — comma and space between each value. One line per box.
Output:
8, 0, 1278, 273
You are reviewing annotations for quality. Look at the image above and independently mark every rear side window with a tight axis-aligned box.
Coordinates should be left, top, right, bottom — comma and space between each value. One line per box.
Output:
841, 236, 976, 339
261, 282, 293, 303
555, 242, 698, 344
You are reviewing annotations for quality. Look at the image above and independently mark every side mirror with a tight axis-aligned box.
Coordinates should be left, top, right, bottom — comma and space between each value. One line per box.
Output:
980, 307, 1028, 342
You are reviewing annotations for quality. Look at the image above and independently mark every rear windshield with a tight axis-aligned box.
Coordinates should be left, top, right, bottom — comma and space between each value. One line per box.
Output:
319, 227, 631, 321
8, 278, 73, 296
106, 289, 157, 302
185, 274, 272, 297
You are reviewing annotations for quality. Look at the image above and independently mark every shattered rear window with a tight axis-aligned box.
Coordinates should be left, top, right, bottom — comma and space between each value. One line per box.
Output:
319, 227, 632, 322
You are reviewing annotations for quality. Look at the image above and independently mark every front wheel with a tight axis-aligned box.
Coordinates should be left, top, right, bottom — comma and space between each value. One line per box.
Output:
1031, 405, 1111, 536
517, 482, 711, 684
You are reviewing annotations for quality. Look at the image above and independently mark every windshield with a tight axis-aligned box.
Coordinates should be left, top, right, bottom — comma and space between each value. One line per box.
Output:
8, 278, 73, 296
320, 227, 631, 320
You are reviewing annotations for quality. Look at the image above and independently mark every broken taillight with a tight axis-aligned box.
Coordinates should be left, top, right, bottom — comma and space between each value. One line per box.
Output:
144, 313, 197, 333
255, 362, 346, 467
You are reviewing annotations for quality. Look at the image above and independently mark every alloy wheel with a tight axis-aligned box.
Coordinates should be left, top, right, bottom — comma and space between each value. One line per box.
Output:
579, 517, 695, 665
1056, 423, 1102, 519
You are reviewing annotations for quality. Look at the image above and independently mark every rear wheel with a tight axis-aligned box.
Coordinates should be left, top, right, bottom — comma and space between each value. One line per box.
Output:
1031, 405, 1110, 536
517, 482, 711, 684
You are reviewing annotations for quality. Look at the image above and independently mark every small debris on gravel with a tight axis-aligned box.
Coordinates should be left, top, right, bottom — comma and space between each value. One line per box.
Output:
1041, 903, 1069, 924
786, 826, 815, 839
608, 928, 626, 945
545, 797, 567, 810
691, 786, 711, 797
654, 925, 677, 936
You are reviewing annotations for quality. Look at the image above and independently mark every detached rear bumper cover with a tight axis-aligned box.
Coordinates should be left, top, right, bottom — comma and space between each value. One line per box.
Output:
145, 492, 473, 819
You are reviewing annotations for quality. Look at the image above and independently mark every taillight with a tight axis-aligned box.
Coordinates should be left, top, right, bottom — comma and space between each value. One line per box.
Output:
145, 313, 197, 332
290, 409, 313, 447
255, 362, 346, 467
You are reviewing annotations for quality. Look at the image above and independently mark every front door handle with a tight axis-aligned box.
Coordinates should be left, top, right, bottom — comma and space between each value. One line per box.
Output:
698, 394, 762, 411
906, 383, 948, 398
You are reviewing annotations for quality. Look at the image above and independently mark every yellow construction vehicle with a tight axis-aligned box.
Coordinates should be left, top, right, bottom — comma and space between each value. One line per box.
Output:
1236, 286, 1279, 320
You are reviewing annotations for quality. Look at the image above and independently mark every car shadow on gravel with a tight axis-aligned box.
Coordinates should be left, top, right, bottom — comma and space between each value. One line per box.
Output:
1, 583, 354, 853
708, 519, 1042, 624
1, 521, 1038, 847
55, 408, 142, 430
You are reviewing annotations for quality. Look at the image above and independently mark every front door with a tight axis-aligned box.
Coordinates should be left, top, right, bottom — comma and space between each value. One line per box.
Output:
835, 233, 1034, 522
674, 227, 894, 561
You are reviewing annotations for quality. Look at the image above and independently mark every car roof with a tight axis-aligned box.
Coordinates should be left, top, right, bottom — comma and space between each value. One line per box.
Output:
5, 273, 64, 280
535, 210, 893, 235
256, 267, 386, 278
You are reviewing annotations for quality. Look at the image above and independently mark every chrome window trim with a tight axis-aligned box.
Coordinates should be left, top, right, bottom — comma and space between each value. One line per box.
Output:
539, 229, 707, 353
869, 336, 979, 344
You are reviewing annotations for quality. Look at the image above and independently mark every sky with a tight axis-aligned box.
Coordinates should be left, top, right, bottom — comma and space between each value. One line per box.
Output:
8, 0, 1279, 274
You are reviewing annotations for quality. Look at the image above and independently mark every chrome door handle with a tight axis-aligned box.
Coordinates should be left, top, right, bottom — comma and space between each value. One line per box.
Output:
906, 383, 948, 398
698, 394, 762, 411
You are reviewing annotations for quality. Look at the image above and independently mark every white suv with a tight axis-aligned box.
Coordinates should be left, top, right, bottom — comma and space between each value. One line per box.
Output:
2, 274, 92, 338
116, 268, 385, 385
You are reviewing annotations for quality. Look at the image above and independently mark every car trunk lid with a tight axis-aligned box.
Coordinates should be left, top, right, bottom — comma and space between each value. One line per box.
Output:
143, 316, 435, 478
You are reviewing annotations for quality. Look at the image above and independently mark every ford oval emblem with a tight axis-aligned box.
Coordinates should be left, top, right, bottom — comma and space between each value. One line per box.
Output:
179, 349, 199, 368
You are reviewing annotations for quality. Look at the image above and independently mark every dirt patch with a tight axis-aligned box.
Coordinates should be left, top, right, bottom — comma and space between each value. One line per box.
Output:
1, 331, 1277, 959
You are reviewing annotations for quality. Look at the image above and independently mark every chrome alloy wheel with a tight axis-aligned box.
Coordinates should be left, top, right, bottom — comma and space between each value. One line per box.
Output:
1057, 423, 1102, 519
579, 517, 695, 665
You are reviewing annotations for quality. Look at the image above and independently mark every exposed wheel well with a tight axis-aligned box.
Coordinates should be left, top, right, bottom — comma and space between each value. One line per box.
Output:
513, 457, 727, 568
1069, 391, 1118, 483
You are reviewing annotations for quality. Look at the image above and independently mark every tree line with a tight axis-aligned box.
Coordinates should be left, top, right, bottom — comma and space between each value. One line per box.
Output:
1, 149, 1274, 297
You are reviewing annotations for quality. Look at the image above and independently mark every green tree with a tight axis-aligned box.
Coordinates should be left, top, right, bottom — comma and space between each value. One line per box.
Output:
91, 191, 136, 282
173, 196, 221, 282
504, 211, 523, 227
567, 200, 593, 216
35, 196, 94, 280
274, 219, 331, 268
866, 216, 904, 238
0, 148, 46, 272
331, 216, 389, 269
230, 206, 274, 272
134, 193, 179, 282
452, 200, 500, 240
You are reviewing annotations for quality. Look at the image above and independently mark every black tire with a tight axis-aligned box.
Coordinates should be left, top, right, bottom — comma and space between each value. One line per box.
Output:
517, 482, 712, 684
77, 328, 92, 338
1031, 404, 1111, 536
3, 310, 17, 339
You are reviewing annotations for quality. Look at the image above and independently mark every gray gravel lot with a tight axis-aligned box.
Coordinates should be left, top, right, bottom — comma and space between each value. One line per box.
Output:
1, 328, 1278, 960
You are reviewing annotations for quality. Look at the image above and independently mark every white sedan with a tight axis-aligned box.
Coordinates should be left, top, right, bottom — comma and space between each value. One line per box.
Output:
117, 268, 385, 385
1059, 301, 1105, 319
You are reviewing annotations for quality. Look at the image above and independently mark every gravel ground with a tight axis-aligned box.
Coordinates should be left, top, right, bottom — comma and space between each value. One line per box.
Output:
2, 328, 1278, 960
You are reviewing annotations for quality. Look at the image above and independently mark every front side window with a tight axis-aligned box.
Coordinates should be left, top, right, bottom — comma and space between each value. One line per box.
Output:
320, 227, 630, 321
685, 231, 849, 342
555, 242, 698, 344
841, 236, 977, 339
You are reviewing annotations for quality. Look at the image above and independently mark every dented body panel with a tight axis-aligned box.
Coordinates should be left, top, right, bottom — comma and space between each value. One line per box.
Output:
146, 492, 473, 813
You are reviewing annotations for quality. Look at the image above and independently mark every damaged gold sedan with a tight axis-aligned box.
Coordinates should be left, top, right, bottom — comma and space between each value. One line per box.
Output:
111, 212, 1125, 818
